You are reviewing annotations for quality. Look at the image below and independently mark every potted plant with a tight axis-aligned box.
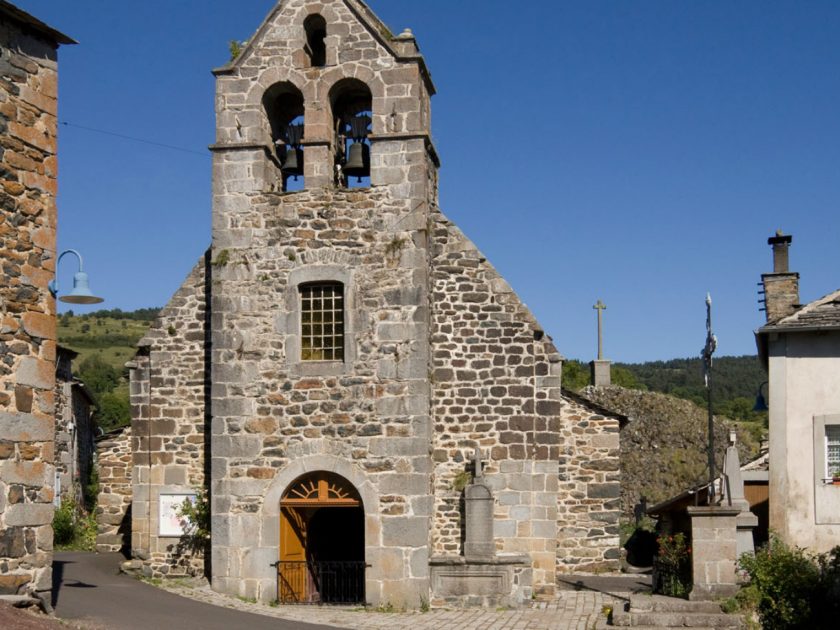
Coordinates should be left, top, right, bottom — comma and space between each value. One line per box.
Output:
831, 466, 840, 485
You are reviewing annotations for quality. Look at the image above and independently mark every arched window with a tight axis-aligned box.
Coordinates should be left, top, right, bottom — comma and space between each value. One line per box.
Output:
299, 282, 344, 361
304, 14, 327, 68
330, 79, 372, 189
262, 82, 305, 192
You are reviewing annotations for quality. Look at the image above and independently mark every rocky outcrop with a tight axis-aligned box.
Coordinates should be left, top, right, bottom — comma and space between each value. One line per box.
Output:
578, 386, 760, 518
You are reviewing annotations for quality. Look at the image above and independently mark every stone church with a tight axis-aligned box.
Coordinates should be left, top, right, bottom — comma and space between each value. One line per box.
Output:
123, 0, 621, 607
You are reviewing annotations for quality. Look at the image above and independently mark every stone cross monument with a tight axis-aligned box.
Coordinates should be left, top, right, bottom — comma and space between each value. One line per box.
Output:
590, 300, 611, 386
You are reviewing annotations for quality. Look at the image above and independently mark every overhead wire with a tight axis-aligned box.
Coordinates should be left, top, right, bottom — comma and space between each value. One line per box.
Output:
59, 120, 208, 157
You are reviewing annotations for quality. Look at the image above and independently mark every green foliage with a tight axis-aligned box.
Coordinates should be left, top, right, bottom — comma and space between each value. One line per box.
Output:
212, 249, 230, 267
176, 489, 211, 554
59, 308, 157, 431
78, 354, 120, 396
653, 533, 692, 598
562, 359, 590, 390
615, 355, 768, 418
53, 498, 97, 550
452, 470, 471, 492
83, 465, 99, 513
738, 537, 824, 629
229, 40, 244, 61
97, 391, 130, 432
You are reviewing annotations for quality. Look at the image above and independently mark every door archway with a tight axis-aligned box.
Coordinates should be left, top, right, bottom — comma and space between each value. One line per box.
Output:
277, 471, 365, 604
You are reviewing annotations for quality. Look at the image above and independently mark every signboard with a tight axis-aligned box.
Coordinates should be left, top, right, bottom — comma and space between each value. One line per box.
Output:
159, 493, 195, 537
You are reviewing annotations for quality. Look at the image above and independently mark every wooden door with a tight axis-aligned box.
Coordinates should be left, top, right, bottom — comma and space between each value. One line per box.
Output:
278, 506, 308, 601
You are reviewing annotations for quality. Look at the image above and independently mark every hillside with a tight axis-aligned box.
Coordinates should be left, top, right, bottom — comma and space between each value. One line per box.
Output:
58, 308, 158, 430
563, 355, 767, 423
577, 385, 763, 519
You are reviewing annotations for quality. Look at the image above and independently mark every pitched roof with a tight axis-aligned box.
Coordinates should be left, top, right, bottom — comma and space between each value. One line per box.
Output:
758, 287, 840, 333
212, 0, 434, 94
0, 1, 76, 45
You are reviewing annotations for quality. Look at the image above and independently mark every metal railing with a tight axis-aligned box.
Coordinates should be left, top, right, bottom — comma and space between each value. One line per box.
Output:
275, 560, 366, 604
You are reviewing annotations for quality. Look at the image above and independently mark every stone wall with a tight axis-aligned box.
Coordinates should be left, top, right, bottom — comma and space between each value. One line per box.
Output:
0, 11, 63, 603
556, 396, 621, 573
95, 426, 132, 553
130, 255, 209, 576
429, 210, 563, 594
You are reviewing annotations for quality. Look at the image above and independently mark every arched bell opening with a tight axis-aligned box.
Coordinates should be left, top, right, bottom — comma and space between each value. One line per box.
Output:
262, 82, 305, 192
277, 471, 365, 604
304, 14, 327, 68
330, 78, 372, 189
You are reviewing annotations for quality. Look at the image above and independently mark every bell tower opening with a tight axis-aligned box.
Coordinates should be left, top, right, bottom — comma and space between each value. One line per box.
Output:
330, 79, 372, 189
263, 82, 305, 192
304, 14, 327, 68
277, 471, 365, 604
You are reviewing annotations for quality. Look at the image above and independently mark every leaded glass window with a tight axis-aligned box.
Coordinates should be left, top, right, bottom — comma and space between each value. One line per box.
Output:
300, 282, 344, 361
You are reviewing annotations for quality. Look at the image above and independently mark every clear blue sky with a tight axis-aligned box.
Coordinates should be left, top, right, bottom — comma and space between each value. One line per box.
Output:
16, 1, 840, 363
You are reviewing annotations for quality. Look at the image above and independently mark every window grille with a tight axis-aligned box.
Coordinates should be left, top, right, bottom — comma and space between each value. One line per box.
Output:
300, 283, 344, 361
827, 425, 840, 476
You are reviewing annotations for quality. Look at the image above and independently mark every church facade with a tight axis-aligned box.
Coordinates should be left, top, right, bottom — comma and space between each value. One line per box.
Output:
126, 0, 620, 607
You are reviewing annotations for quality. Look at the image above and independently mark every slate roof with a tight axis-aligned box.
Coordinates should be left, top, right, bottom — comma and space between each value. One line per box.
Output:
759, 288, 840, 333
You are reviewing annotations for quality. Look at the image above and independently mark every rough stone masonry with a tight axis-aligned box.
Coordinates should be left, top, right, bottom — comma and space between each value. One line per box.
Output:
0, 3, 74, 607
124, 0, 621, 607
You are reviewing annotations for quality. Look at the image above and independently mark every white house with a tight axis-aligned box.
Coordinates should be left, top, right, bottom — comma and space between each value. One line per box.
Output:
756, 232, 840, 553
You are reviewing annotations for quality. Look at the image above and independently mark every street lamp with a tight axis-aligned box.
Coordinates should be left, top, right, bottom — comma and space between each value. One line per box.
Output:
48, 249, 104, 304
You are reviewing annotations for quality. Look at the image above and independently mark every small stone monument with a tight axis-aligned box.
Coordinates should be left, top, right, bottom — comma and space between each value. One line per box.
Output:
721, 432, 757, 558
464, 448, 495, 560
429, 447, 531, 607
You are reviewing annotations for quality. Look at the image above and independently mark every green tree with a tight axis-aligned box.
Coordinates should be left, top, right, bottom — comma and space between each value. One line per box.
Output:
96, 391, 130, 431
77, 355, 120, 396
562, 360, 590, 391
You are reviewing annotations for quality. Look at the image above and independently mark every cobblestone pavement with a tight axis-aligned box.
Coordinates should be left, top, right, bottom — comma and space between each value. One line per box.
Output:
158, 579, 638, 630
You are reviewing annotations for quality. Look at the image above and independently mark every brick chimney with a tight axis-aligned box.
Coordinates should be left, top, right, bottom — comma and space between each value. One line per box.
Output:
761, 231, 799, 323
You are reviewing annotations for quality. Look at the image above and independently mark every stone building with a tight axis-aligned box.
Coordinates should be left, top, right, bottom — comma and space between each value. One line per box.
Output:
126, 0, 621, 607
0, 0, 74, 606
54, 345, 96, 507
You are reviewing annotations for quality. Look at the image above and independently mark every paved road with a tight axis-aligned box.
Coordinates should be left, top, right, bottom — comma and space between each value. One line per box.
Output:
53, 552, 339, 630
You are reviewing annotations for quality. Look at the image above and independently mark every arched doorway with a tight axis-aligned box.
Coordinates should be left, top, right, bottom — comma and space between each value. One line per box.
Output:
277, 471, 365, 604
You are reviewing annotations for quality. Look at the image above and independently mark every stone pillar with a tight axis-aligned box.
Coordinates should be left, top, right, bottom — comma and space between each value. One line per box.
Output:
687, 506, 740, 601
590, 360, 611, 387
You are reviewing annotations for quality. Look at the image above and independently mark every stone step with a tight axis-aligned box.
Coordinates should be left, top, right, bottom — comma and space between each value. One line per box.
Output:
612, 610, 743, 628
629, 594, 725, 614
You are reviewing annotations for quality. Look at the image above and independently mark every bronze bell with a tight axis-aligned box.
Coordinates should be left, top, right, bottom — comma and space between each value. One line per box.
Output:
343, 142, 370, 181
281, 146, 304, 179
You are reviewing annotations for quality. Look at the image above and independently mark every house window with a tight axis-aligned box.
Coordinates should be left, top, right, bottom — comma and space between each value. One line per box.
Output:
827, 425, 840, 477
300, 282, 344, 361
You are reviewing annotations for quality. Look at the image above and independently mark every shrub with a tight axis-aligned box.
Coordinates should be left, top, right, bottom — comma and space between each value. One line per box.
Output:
176, 489, 210, 554
53, 499, 76, 546
653, 533, 692, 598
53, 498, 97, 550
738, 537, 824, 629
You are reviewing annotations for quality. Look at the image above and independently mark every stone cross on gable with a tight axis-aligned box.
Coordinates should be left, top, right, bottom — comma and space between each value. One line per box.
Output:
593, 300, 606, 360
